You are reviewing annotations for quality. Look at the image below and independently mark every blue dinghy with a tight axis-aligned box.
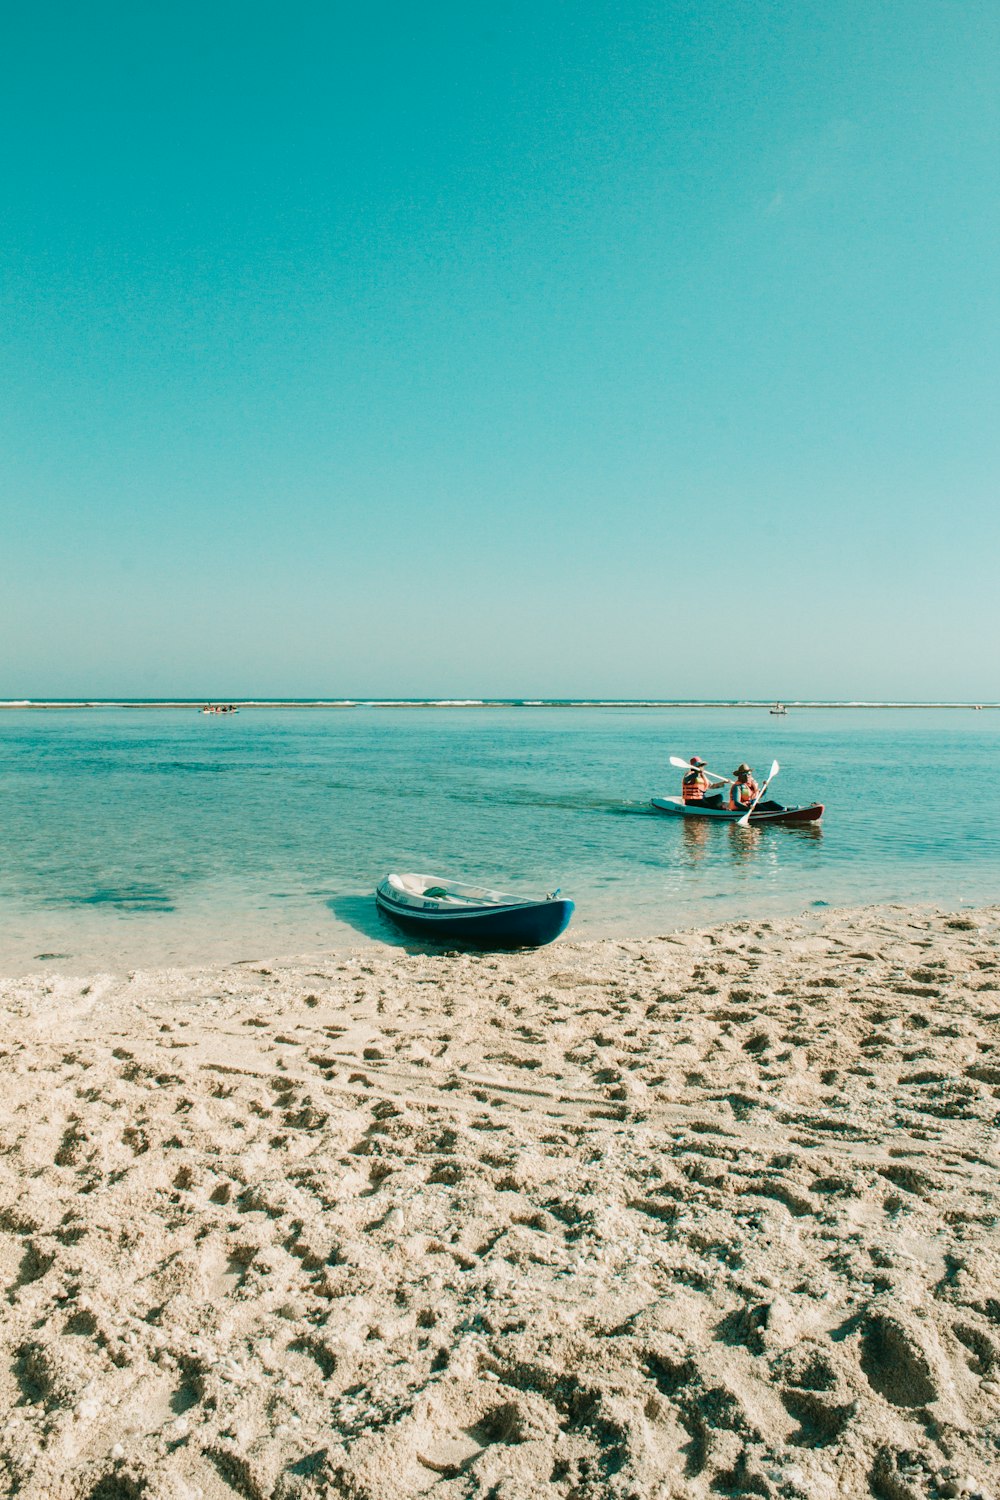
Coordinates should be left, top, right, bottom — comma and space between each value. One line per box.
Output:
375, 872, 574, 949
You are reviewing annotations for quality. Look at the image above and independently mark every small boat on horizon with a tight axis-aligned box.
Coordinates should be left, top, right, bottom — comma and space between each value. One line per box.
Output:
375, 873, 574, 948
769, 702, 788, 715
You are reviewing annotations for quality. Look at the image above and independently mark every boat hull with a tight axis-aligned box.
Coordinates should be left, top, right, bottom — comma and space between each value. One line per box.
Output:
650, 797, 823, 825
375, 879, 574, 948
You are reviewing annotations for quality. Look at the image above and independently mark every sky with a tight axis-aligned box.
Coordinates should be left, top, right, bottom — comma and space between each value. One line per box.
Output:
2, 1, 998, 700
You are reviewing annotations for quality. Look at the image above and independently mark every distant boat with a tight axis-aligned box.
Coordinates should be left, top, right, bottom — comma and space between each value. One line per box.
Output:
375, 873, 574, 948
769, 702, 788, 715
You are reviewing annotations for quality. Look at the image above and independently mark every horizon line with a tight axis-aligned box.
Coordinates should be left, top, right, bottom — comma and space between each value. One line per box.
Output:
2, 698, 997, 711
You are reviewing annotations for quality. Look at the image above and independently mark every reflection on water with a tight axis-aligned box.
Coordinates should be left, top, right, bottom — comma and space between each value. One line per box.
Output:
728, 823, 763, 863
784, 823, 824, 845
681, 814, 824, 869
0, 704, 997, 970
681, 819, 711, 863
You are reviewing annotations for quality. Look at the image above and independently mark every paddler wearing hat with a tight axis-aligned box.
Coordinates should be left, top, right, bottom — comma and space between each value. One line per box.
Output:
729, 763, 760, 811
681, 756, 726, 806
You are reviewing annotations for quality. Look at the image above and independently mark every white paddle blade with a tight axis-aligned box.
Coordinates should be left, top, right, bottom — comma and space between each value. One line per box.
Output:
669, 755, 733, 785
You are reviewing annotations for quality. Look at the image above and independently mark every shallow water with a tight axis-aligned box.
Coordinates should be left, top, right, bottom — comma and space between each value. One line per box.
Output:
1, 705, 997, 970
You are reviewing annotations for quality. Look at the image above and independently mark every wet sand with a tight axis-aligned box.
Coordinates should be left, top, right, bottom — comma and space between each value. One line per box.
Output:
1, 904, 998, 1499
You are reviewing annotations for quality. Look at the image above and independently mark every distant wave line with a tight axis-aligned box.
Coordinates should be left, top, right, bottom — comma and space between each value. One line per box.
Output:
1, 699, 996, 711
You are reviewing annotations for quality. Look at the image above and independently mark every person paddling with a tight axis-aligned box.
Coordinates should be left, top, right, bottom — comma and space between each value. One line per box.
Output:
682, 757, 725, 806
729, 763, 760, 810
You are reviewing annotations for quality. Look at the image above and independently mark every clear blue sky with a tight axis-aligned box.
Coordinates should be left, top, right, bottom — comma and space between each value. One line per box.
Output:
3, 1, 997, 700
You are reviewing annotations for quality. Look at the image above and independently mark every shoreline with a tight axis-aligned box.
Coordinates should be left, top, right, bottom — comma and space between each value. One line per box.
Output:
2, 902, 999, 1496
3, 898, 994, 983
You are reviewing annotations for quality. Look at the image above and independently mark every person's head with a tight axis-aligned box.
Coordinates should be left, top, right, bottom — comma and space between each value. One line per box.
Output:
734, 763, 752, 779
690, 756, 706, 768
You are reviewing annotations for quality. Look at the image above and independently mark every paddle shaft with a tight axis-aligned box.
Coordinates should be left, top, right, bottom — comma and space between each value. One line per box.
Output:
669, 756, 733, 786
737, 760, 780, 826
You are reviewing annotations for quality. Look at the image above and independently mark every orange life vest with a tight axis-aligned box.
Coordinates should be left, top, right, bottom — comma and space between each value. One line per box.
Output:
682, 772, 707, 803
729, 778, 758, 810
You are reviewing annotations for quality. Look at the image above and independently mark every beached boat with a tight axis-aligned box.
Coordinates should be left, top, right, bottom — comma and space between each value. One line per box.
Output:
375, 873, 574, 948
651, 797, 823, 826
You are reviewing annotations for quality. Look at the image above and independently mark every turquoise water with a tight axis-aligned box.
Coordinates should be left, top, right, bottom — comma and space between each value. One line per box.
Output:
1, 705, 998, 971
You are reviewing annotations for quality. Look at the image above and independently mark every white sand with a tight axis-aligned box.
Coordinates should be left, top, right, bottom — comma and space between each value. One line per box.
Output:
1, 905, 999, 1499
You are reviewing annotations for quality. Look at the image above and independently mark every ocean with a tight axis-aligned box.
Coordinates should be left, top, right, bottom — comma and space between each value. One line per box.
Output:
1, 704, 997, 971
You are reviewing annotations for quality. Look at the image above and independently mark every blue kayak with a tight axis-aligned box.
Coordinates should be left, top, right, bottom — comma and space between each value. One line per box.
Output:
375, 872, 574, 948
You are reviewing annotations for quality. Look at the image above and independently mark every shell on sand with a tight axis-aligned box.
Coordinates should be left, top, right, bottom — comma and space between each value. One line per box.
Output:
1, 905, 999, 1498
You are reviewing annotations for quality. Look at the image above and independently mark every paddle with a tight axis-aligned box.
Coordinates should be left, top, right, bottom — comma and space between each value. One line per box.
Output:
669, 756, 733, 787
736, 759, 779, 827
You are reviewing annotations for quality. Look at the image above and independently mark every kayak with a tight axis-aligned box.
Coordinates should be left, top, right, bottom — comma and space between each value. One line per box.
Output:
650, 796, 823, 825
375, 872, 574, 948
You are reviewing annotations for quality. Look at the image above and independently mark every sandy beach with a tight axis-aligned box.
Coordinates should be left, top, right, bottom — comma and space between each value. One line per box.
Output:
2, 905, 999, 1499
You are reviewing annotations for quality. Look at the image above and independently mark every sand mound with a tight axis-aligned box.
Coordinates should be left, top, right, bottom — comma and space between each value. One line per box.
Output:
1, 905, 998, 1498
